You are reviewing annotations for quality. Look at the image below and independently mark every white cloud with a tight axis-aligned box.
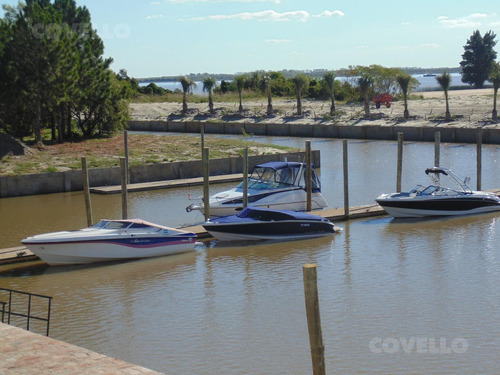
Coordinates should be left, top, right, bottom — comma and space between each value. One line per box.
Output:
312, 10, 344, 18
146, 14, 165, 19
181, 9, 344, 22
265, 39, 292, 43
437, 13, 493, 28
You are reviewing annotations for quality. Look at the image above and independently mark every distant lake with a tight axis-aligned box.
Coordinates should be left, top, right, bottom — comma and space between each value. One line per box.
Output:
139, 73, 473, 94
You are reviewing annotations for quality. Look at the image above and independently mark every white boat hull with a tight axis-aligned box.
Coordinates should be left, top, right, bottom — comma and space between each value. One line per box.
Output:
23, 238, 196, 265
199, 190, 328, 217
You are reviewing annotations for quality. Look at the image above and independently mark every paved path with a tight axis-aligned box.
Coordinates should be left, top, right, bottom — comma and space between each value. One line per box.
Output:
0, 323, 164, 375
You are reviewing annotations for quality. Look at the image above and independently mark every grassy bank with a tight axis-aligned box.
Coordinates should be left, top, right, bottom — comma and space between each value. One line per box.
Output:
0, 133, 297, 176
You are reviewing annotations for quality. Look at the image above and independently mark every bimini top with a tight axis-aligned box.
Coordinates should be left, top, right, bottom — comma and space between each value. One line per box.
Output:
254, 161, 316, 170
209, 207, 330, 224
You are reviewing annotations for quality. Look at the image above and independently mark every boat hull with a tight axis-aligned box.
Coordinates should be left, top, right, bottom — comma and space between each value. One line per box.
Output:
203, 220, 336, 241
22, 236, 196, 265
376, 196, 500, 218
200, 190, 328, 217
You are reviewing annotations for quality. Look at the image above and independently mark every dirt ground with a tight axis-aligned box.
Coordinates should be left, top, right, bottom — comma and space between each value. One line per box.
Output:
130, 88, 499, 129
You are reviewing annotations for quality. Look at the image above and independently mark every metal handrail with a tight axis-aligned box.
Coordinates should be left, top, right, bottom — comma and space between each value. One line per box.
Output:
0, 287, 53, 336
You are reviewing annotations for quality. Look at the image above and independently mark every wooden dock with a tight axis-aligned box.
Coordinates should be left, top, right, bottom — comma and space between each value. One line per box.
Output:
0, 204, 385, 267
90, 173, 244, 194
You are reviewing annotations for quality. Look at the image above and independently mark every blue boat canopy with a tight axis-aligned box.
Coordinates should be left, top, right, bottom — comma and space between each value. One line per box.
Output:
254, 161, 315, 170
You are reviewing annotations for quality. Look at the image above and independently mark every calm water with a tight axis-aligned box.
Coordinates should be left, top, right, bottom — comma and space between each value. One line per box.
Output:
1, 136, 500, 374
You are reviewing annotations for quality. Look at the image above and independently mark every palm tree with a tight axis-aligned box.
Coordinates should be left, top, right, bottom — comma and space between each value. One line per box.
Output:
358, 73, 374, 118
261, 73, 273, 116
202, 76, 217, 114
436, 72, 452, 121
291, 74, 309, 115
397, 74, 411, 119
489, 62, 500, 121
233, 75, 246, 112
323, 71, 336, 115
178, 76, 196, 115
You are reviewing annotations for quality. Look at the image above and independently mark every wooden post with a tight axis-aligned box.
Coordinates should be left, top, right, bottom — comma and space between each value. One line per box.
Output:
343, 140, 349, 217
201, 123, 205, 157
434, 131, 440, 167
243, 147, 248, 209
303, 264, 326, 375
397, 132, 403, 193
120, 157, 128, 219
124, 130, 130, 183
477, 127, 482, 190
306, 140, 312, 212
203, 147, 210, 220
81, 157, 93, 226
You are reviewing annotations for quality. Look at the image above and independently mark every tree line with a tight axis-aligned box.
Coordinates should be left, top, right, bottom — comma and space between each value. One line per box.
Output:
0, 0, 131, 145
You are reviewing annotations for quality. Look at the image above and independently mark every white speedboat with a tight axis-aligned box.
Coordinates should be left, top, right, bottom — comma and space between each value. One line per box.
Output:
376, 167, 500, 218
186, 161, 328, 217
202, 207, 338, 241
21, 219, 197, 265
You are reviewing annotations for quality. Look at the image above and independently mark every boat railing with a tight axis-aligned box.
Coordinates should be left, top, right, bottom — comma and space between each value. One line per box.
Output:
0, 287, 53, 336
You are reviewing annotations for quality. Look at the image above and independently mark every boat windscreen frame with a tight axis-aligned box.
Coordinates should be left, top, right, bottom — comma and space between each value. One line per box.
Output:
424, 167, 472, 193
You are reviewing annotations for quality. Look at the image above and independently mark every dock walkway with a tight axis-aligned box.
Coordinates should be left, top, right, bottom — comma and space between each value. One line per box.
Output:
0, 323, 163, 375
90, 173, 243, 194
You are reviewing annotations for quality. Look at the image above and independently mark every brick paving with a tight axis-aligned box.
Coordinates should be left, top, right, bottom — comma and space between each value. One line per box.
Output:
0, 323, 164, 375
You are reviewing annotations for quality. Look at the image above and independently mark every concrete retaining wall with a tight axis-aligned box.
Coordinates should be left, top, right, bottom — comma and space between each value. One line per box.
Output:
128, 120, 500, 144
0, 150, 319, 198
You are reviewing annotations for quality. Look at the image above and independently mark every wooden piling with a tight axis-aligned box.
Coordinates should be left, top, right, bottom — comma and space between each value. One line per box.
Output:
397, 132, 403, 193
434, 131, 440, 167
343, 140, 349, 217
201, 123, 205, 156
120, 157, 128, 219
203, 147, 210, 221
81, 157, 93, 226
306, 140, 312, 212
243, 147, 248, 208
303, 264, 326, 375
124, 130, 130, 183
477, 127, 482, 190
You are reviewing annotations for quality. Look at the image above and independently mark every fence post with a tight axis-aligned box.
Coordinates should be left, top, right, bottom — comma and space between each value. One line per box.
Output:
303, 264, 326, 375
124, 130, 130, 183
81, 157, 93, 226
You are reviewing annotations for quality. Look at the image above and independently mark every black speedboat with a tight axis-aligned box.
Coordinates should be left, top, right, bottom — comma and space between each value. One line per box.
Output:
376, 167, 500, 218
202, 207, 338, 241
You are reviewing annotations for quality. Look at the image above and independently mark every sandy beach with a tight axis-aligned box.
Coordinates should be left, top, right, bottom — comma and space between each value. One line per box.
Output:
130, 88, 499, 129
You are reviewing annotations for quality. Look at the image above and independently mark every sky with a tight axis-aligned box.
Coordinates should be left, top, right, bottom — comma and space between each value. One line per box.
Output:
2, 0, 500, 78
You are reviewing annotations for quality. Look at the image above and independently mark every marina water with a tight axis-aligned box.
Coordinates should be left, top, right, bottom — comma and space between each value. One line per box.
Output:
1, 135, 499, 374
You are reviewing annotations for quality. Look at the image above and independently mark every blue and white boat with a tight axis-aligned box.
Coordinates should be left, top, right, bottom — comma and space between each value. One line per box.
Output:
376, 167, 500, 218
202, 207, 337, 241
186, 161, 328, 217
21, 219, 197, 265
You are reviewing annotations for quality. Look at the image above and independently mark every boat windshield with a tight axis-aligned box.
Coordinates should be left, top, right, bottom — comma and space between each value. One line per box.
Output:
236, 164, 321, 192
92, 220, 131, 229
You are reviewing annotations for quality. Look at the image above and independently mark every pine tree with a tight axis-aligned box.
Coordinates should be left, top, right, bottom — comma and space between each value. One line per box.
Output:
460, 30, 497, 88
